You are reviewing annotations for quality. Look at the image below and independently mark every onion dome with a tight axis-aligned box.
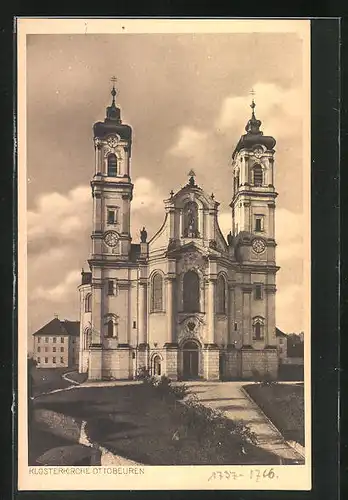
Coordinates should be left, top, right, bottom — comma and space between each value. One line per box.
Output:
232, 100, 276, 159
93, 83, 132, 148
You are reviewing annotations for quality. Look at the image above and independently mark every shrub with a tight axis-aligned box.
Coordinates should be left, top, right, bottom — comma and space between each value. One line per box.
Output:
251, 368, 277, 386
171, 383, 189, 400
136, 366, 150, 380
143, 374, 189, 401
180, 394, 257, 445
260, 372, 277, 387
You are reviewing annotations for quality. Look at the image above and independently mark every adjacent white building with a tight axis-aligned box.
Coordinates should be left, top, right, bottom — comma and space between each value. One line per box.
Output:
33, 317, 80, 368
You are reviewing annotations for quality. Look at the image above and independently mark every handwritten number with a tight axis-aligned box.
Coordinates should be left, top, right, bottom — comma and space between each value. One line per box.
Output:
209, 468, 276, 482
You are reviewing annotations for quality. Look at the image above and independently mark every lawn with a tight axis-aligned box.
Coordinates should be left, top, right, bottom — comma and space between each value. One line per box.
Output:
64, 371, 88, 384
31, 383, 282, 466
243, 383, 305, 446
29, 367, 73, 397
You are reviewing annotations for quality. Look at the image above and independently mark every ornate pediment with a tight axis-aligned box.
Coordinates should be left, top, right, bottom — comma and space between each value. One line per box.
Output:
177, 249, 209, 274
177, 315, 205, 346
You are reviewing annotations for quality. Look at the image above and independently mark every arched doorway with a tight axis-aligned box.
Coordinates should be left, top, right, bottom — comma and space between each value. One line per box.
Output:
153, 355, 161, 376
182, 340, 199, 380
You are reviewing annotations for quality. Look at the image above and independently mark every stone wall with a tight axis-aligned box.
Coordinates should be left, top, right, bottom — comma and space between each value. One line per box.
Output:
101, 348, 132, 379
282, 357, 304, 366
241, 348, 278, 379
88, 347, 103, 380
203, 348, 220, 380
165, 348, 178, 380
224, 349, 241, 379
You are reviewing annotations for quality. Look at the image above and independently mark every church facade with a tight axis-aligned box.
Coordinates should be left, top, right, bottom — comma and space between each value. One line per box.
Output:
78, 86, 280, 381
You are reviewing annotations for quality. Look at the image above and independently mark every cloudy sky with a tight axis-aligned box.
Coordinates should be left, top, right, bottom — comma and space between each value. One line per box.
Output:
25, 30, 309, 342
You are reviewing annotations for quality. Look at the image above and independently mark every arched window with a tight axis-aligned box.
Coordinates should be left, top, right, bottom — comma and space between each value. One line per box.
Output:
216, 275, 226, 314
183, 271, 200, 312
106, 320, 114, 338
107, 154, 117, 177
183, 202, 199, 238
252, 317, 265, 340
85, 293, 92, 313
83, 327, 92, 349
253, 164, 263, 186
151, 273, 163, 312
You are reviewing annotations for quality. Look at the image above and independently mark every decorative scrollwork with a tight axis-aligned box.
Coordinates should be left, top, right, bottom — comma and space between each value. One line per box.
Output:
178, 251, 208, 274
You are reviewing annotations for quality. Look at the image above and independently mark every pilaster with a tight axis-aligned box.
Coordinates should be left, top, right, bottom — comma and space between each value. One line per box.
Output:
242, 285, 252, 345
165, 276, 175, 343
207, 277, 216, 344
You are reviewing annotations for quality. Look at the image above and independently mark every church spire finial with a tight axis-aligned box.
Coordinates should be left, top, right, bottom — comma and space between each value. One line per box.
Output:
245, 89, 262, 135
249, 88, 256, 117
106, 77, 121, 122
110, 76, 117, 106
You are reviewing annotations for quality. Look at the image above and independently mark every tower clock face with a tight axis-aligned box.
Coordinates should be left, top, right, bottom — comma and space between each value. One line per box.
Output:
104, 231, 119, 247
107, 135, 118, 148
252, 238, 266, 254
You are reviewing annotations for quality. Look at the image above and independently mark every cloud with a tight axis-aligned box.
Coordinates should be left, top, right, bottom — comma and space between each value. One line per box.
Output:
168, 126, 208, 158
131, 177, 165, 213
217, 211, 232, 238
27, 185, 91, 243
216, 82, 303, 139
276, 283, 304, 333
32, 270, 81, 302
29, 246, 69, 271
218, 207, 304, 263
276, 208, 303, 242
276, 208, 303, 263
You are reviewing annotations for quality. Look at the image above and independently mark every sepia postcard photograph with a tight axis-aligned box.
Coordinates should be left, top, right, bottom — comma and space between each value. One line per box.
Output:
17, 18, 311, 491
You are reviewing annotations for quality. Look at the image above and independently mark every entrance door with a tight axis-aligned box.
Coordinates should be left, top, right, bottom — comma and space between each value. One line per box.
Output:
183, 341, 199, 379
153, 356, 161, 376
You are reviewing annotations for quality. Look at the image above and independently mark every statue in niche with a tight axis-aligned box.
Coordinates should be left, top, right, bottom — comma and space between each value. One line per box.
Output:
183, 201, 199, 238
140, 227, 147, 243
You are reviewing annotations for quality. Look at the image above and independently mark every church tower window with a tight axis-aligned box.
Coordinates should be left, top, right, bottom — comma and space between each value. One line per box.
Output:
252, 164, 263, 186
183, 202, 199, 238
107, 208, 118, 224
107, 154, 117, 177
151, 273, 163, 312
254, 215, 265, 232
183, 270, 200, 312
252, 317, 265, 340
107, 280, 114, 296
216, 275, 226, 314
106, 320, 113, 338
255, 284, 263, 300
85, 293, 92, 312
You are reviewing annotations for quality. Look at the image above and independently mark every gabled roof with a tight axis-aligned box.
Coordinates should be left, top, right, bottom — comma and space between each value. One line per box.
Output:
62, 320, 80, 337
276, 327, 287, 337
33, 318, 80, 337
